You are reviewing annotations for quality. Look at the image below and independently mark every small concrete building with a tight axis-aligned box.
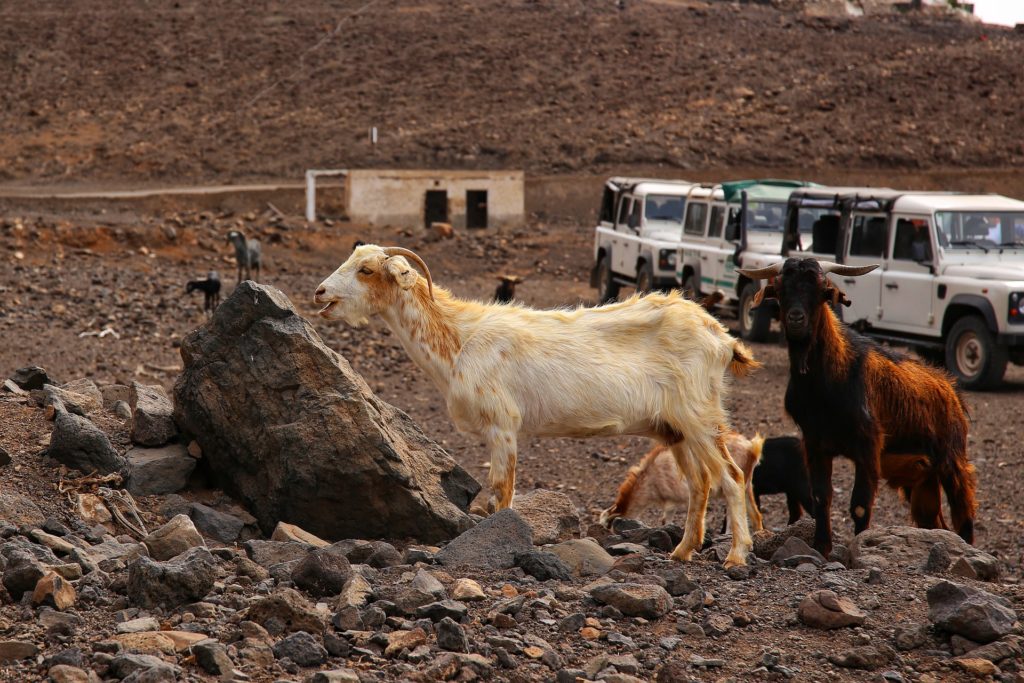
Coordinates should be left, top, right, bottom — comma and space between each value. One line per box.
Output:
346, 169, 525, 230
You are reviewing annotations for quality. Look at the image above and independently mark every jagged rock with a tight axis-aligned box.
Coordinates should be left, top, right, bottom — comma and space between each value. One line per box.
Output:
656, 565, 700, 596
129, 382, 176, 446
43, 380, 103, 416
850, 526, 999, 580
512, 489, 581, 544
272, 631, 327, 667
125, 444, 195, 496
954, 658, 1000, 677
173, 282, 479, 542
436, 509, 533, 569
416, 600, 468, 622
193, 639, 234, 676
108, 653, 180, 680
770, 536, 826, 567
385, 628, 428, 657
244, 539, 313, 568
291, 546, 353, 597
437, 617, 470, 652
189, 503, 245, 543
752, 518, 816, 559
47, 665, 94, 683
0, 493, 45, 528
309, 671, 360, 683
0, 640, 39, 662
31, 571, 76, 610
247, 587, 326, 634
589, 583, 673, 619
117, 617, 161, 634
828, 644, 896, 670
927, 579, 1016, 643
451, 578, 486, 602
44, 408, 127, 476
337, 573, 374, 610
798, 590, 866, 629
142, 514, 205, 561
516, 550, 572, 581
272, 521, 329, 548
548, 538, 615, 577
112, 632, 176, 656
1, 549, 47, 599
10, 366, 55, 391
126, 547, 216, 608
893, 622, 930, 650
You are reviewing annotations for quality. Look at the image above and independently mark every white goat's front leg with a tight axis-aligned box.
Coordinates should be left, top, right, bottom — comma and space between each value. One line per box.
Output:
713, 431, 753, 568
668, 442, 709, 562
484, 426, 518, 512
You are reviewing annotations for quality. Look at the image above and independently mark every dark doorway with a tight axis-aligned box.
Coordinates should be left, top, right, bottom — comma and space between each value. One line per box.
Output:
466, 190, 489, 229
424, 190, 448, 228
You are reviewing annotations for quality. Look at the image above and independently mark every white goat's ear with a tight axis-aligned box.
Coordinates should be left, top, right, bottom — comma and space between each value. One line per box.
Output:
384, 256, 418, 290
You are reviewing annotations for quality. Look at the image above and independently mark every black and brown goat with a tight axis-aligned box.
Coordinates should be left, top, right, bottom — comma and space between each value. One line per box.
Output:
739, 258, 977, 557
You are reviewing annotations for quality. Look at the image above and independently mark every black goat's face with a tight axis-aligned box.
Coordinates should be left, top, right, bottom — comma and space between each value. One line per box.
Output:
775, 259, 829, 342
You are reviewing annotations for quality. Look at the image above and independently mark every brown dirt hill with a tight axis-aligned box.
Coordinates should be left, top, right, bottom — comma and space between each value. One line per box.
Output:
1, 0, 1022, 184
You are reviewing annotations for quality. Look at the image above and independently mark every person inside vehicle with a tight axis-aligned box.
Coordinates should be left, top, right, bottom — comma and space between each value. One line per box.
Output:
910, 221, 932, 261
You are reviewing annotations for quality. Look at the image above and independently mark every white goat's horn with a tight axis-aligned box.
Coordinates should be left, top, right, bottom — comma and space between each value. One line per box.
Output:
384, 246, 434, 300
737, 262, 784, 280
816, 261, 880, 276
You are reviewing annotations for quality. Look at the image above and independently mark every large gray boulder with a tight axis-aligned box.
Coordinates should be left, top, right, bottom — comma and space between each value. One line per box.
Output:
173, 282, 479, 543
435, 509, 533, 569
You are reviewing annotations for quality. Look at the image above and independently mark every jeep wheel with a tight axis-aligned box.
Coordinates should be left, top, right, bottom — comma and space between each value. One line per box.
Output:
682, 273, 699, 301
945, 316, 1008, 390
739, 281, 771, 343
597, 254, 620, 304
636, 261, 654, 295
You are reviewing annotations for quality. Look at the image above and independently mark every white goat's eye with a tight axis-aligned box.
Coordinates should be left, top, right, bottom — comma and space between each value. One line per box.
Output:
359, 267, 373, 275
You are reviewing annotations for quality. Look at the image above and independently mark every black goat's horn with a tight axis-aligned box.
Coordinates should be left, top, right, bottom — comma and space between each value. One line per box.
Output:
737, 263, 784, 280
817, 261, 880, 276
383, 247, 434, 300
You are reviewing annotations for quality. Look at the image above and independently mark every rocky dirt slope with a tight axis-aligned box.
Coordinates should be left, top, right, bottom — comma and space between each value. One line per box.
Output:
1, 1, 1022, 184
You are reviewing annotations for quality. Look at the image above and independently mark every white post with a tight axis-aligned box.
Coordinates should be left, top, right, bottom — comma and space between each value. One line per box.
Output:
305, 170, 317, 223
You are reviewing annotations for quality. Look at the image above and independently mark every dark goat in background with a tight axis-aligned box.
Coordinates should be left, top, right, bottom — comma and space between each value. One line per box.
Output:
186, 271, 221, 316
494, 275, 524, 304
740, 258, 977, 557
751, 436, 814, 526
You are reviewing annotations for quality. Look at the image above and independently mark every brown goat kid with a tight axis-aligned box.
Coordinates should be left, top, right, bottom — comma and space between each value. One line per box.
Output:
600, 432, 765, 533
739, 258, 977, 557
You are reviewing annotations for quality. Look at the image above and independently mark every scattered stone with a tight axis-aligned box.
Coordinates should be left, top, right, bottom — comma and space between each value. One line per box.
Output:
47, 665, 93, 683
893, 622, 929, 650
271, 522, 330, 547
126, 547, 216, 608
451, 578, 485, 602
385, 628, 428, 657
702, 613, 733, 637
0, 445, 9, 467
193, 639, 234, 676
850, 526, 999, 581
247, 588, 326, 634
125, 444, 196, 496
129, 382, 177, 446
2, 549, 47, 599
512, 489, 581, 544
337, 573, 374, 610
0, 640, 39, 662
272, 631, 327, 667
309, 670, 361, 683
10, 366, 55, 391
752, 518, 816, 559
436, 508, 533, 569
656, 565, 700, 596
516, 550, 572, 581
142, 514, 205, 561
291, 546, 353, 597
548, 538, 615, 577
828, 644, 895, 670
771, 536, 826, 567
44, 381, 103, 416
927, 579, 1016, 643
416, 600, 468, 622
108, 652, 180, 680
189, 503, 245, 543
798, 590, 866, 629
173, 282, 479, 542
954, 658, 999, 677
112, 632, 176, 655
44, 408, 127, 476
32, 572, 76, 610
437, 616, 470, 652
589, 583, 673, 619
116, 617, 161, 634
0, 492, 45, 528
404, 545, 438, 564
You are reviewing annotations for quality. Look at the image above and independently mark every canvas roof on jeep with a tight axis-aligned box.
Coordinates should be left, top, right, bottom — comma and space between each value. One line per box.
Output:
605, 177, 695, 195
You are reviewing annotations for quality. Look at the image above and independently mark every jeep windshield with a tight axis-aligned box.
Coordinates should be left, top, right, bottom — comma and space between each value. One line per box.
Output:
644, 195, 685, 223
745, 201, 789, 232
936, 211, 1024, 249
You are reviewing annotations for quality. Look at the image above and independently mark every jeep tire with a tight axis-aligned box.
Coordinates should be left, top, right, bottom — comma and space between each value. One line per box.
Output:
682, 273, 699, 301
739, 281, 772, 343
636, 261, 655, 295
597, 254, 621, 304
945, 316, 1008, 390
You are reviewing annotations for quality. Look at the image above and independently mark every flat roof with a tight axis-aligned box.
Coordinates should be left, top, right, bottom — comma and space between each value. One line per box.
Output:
893, 194, 1024, 213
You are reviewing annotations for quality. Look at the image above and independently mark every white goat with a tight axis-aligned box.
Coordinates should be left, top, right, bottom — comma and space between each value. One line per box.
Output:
314, 245, 760, 567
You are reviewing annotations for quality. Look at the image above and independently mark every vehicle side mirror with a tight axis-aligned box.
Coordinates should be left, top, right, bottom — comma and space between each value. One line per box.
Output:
725, 221, 740, 242
915, 259, 935, 275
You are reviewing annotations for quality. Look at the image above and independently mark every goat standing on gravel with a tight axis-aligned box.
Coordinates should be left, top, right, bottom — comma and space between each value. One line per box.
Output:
227, 230, 261, 283
315, 244, 761, 568
186, 271, 221, 316
493, 275, 524, 304
739, 258, 977, 557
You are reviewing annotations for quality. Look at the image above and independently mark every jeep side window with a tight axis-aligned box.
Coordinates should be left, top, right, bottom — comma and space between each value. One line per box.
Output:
629, 199, 642, 230
617, 196, 632, 229
599, 187, 617, 224
849, 215, 888, 258
893, 219, 932, 262
708, 205, 725, 239
683, 202, 708, 237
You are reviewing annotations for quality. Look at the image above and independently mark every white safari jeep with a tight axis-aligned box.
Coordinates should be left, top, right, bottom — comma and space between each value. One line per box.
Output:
672, 180, 815, 341
783, 188, 1024, 389
590, 177, 695, 302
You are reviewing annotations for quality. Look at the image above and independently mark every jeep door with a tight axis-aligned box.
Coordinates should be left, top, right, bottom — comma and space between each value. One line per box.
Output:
680, 200, 710, 292
840, 213, 888, 325
701, 204, 735, 294
616, 195, 643, 278
611, 194, 634, 275
880, 215, 936, 333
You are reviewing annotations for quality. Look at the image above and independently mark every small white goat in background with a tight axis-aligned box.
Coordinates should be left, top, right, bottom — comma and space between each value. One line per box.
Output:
314, 244, 760, 567
227, 230, 262, 283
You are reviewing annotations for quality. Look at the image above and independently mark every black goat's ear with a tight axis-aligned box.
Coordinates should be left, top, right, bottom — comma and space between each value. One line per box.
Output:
824, 285, 852, 308
752, 283, 777, 308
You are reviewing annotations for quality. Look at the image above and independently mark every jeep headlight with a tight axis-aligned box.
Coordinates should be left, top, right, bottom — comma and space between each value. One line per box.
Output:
658, 249, 677, 271
1010, 292, 1024, 322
